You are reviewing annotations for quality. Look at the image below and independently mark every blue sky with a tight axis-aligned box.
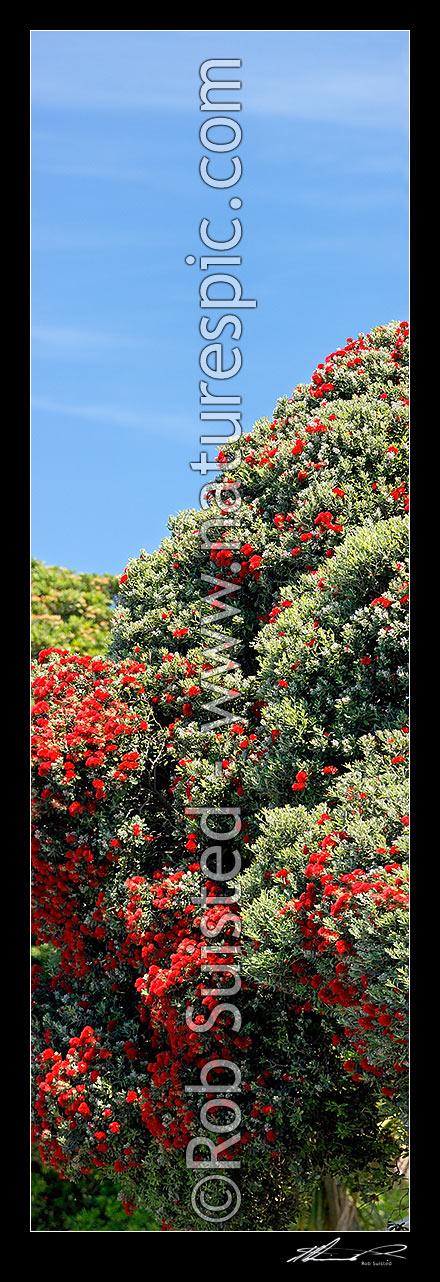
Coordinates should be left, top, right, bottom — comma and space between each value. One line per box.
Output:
31, 29, 409, 575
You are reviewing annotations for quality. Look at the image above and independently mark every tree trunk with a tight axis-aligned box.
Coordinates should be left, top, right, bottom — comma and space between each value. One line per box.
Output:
321, 1177, 358, 1229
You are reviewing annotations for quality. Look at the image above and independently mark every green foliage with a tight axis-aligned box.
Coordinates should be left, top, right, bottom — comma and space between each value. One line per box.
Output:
241, 734, 408, 1130
31, 560, 119, 659
32, 321, 408, 1230
31, 1149, 159, 1231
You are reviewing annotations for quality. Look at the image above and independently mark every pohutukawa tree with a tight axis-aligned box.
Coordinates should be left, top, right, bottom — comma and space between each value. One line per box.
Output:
32, 321, 408, 1230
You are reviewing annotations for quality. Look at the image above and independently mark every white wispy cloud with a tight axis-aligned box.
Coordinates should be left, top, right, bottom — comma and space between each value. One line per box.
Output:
32, 326, 148, 353
31, 227, 172, 251
31, 395, 193, 439
31, 31, 409, 129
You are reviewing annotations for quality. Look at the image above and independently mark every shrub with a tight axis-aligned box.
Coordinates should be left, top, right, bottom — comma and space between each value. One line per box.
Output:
31, 561, 118, 659
32, 321, 408, 1229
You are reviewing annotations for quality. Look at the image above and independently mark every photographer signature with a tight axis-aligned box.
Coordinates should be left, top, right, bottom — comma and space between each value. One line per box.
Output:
287, 1238, 407, 1263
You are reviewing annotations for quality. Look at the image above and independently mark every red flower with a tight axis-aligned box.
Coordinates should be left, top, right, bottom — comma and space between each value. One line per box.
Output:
292, 770, 308, 792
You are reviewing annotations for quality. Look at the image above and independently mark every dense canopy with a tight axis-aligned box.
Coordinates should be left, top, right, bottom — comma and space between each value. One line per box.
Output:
32, 321, 408, 1230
